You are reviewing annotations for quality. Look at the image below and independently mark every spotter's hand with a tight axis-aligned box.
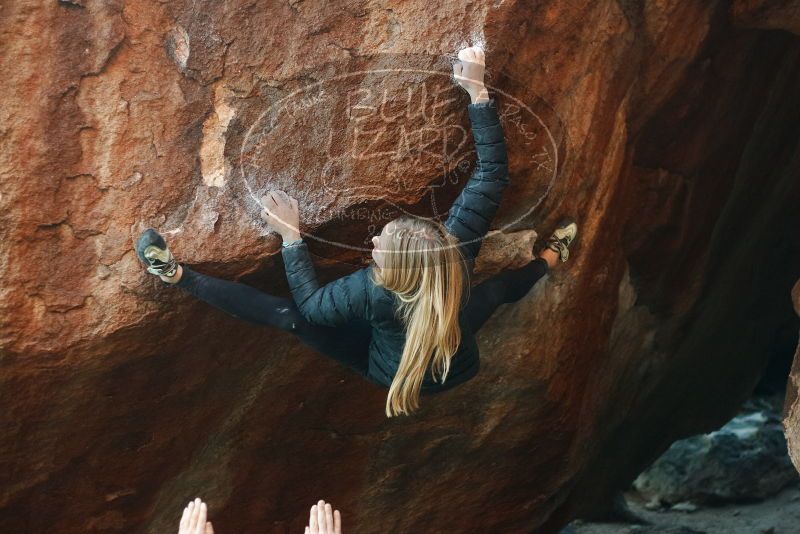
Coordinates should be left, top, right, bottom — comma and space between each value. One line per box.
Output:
261, 190, 301, 242
178, 498, 214, 534
304, 500, 342, 534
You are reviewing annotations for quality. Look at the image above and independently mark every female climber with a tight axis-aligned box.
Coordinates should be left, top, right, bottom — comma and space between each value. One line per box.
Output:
135, 46, 578, 417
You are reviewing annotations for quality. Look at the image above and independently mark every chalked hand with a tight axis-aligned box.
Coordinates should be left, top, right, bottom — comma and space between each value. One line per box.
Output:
453, 46, 489, 104
261, 190, 301, 242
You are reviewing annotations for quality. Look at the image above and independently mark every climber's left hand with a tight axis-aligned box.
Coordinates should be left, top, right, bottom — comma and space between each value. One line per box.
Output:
261, 190, 301, 242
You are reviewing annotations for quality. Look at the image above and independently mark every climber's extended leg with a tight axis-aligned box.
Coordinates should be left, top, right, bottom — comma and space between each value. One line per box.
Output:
462, 217, 578, 332
174, 267, 374, 376
135, 229, 372, 377
173, 265, 309, 331
462, 257, 550, 332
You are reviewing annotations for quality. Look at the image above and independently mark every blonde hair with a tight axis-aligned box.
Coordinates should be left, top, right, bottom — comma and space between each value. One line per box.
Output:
370, 216, 466, 417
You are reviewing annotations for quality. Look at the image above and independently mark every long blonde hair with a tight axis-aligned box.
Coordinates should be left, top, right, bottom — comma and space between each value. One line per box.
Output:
370, 216, 466, 417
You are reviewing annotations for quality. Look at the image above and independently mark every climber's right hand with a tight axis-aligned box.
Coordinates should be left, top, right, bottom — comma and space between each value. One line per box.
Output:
453, 46, 489, 104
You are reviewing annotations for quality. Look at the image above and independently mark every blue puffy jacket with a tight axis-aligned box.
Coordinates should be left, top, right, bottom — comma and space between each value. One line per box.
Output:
281, 99, 509, 393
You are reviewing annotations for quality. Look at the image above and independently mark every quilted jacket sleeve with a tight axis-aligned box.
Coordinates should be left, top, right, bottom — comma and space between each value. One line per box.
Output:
281, 242, 371, 327
444, 98, 509, 263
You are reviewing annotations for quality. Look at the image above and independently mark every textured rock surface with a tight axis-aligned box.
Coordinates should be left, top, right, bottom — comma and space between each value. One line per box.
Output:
785, 279, 800, 472
2, 1, 800, 533
634, 396, 798, 505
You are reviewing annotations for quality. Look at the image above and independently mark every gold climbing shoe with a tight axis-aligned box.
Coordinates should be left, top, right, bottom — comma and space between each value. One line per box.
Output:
136, 229, 178, 277
545, 217, 578, 263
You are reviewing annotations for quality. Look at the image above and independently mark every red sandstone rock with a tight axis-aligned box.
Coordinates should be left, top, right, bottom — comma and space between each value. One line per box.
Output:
2, 1, 799, 533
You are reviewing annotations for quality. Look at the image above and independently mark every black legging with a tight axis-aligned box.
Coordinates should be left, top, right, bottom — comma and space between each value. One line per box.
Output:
462, 257, 549, 332
174, 257, 549, 379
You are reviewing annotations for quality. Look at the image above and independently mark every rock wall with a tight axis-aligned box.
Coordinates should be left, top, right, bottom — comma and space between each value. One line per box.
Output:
786, 279, 800, 472
2, 1, 799, 532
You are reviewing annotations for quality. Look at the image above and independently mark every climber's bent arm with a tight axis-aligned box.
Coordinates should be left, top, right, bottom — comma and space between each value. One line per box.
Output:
281, 242, 371, 327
